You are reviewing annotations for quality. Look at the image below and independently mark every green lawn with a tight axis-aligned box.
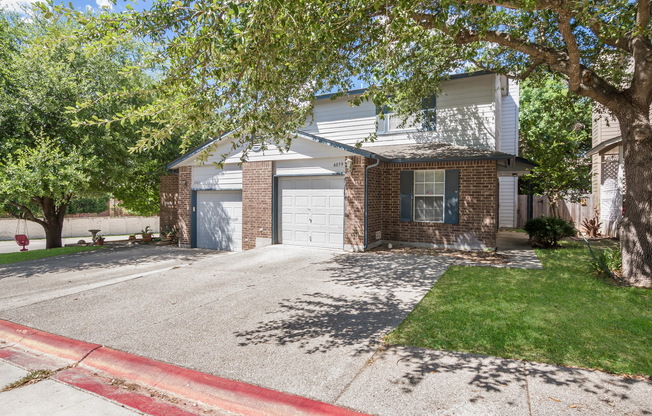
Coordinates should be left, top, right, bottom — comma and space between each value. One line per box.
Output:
385, 241, 652, 377
0, 246, 103, 265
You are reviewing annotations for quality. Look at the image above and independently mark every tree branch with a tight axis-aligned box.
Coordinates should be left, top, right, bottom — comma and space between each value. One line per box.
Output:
7, 201, 46, 227
637, 0, 650, 32
558, 13, 582, 93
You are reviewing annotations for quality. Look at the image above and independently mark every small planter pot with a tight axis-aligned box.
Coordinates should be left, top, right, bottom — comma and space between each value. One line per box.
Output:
142, 234, 153, 243
96, 239, 105, 246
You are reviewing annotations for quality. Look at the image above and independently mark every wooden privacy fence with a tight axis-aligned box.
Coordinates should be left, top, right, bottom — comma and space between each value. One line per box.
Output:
517, 195, 594, 230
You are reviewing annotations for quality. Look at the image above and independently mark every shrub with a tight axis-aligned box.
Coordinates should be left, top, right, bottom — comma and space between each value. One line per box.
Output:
590, 247, 623, 278
523, 216, 576, 248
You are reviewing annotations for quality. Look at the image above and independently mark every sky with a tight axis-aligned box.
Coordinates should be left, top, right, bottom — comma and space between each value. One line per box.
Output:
0, 0, 148, 15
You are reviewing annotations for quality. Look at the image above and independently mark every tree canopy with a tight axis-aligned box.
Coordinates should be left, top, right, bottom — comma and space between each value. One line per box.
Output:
520, 75, 592, 215
0, 9, 190, 246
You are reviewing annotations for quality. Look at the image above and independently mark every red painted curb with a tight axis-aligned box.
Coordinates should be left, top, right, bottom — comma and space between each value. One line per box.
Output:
82, 347, 370, 416
0, 320, 100, 362
0, 320, 370, 416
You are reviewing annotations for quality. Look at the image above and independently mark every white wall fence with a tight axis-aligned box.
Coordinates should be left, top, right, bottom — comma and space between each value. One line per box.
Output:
0, 216, 159, 241
517, 195, 595, 232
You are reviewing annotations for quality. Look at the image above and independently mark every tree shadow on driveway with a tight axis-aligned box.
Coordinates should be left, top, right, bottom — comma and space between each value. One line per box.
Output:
234, 252, 454, 355
0, 246, 219, 279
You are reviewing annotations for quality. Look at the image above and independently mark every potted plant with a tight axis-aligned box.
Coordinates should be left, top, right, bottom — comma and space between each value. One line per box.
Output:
128, 234, 136, 241
161, 226, 178, 245
141, 226, 153, 243
95, 234, 105, 245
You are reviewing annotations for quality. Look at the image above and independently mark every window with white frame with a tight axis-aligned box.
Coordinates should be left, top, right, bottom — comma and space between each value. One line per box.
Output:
414, 170, 445, 222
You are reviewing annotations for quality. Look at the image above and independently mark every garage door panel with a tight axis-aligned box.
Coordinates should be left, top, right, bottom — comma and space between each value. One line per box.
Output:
278, 176, 344, 249
196, 191, 242, 251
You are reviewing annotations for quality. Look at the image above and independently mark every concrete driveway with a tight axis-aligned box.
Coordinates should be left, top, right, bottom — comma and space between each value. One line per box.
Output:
1, 245, 650, 416
0, 245, 450, 404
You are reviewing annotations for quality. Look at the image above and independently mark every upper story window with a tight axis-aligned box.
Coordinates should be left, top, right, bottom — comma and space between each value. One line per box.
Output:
414, 170, 445, 222
377, 95, 437, 134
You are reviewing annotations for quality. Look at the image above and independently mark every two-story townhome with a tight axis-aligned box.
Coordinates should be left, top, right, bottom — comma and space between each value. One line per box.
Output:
163, 71, 533, 252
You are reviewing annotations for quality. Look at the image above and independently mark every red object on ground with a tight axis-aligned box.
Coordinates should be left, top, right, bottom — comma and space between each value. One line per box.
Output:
0, 320, 371, 416
14, 234, 29, 251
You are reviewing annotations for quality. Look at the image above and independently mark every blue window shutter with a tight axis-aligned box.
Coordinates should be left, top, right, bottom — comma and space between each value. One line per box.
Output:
444, 170, 459, 224
400, 171, 414, 222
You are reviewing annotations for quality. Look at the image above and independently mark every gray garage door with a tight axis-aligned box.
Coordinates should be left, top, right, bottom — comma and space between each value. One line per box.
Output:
278, 176, 344, 249
196, 191, 242, 251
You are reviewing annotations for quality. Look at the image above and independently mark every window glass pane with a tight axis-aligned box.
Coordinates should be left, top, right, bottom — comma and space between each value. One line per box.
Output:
434, 171, 445, 182
415, 196, 431, 210
434, 183, 444, 195
425, 171, 435, 183
415, 171, 425, 182
433, 197, 444, 220
424, 183, 434, 195
415, 183, 425, 195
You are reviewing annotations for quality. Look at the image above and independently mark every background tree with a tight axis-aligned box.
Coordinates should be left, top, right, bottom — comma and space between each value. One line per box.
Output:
0, 9, 187, 248
78, 0, 651, 286
519, 75, 592, 217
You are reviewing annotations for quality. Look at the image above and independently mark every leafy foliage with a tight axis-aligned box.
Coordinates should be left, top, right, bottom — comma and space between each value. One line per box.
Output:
520, 75, 592, 213
591, 247, 623, 278
67, 196, 111, 215
524, 216, 577, 248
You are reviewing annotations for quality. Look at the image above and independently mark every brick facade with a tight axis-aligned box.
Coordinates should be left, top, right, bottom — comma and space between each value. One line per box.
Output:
242, 161, 274, 250
377, 160, 498, 249
344, 156, 367, 251
159, 174, 179, 233
172, 157, 497, 251
177, 167, 192, 247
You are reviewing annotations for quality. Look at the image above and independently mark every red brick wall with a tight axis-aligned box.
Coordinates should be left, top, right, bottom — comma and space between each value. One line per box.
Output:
378, 160, 498, 249
344, 156, 367, 250
242, 161, 274, 250
366, 160, 384, 247
159, 174, 179, 233
177, 167, 192, 247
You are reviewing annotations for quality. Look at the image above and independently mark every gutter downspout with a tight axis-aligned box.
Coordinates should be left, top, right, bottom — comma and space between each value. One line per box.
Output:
364, 157, 381, 250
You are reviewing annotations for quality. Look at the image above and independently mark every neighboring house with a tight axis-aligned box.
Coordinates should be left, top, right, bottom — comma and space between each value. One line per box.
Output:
587, 110, 624, 237
163, 71, 533, 252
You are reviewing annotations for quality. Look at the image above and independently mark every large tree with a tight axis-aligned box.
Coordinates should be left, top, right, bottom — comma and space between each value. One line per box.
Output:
0, 10, 170, 247
79, 1, 651, 286
520, 75, 592, 217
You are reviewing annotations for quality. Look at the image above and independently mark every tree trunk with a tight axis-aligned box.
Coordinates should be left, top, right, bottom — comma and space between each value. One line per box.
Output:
618, 109, 652, 287
40, 197, 66, 249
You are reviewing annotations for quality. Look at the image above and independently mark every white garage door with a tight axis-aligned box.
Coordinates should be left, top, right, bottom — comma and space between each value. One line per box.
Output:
196, 191, 242, 251
278, 176, 344, 249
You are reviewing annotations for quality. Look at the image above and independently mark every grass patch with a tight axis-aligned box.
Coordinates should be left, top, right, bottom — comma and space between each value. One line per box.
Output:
1, 370, 54, 392
0, 246, 102, 265
385, 240, 652, 377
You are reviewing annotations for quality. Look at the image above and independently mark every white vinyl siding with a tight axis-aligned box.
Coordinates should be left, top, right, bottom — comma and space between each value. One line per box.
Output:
192, 164, 242, 190
304, 74, 498, 150
498, 176, 517, 228
499, 78, 519, 155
